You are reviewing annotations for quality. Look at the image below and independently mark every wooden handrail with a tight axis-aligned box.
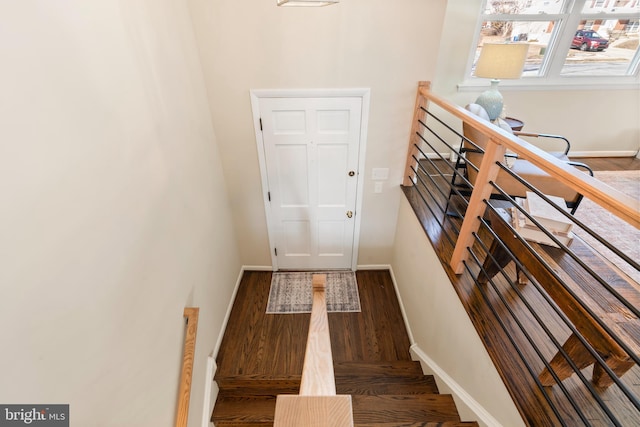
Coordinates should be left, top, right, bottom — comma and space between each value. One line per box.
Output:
406, 83, 640, 274
299, 274, 337, 395
175, 307, 199, 427
274, 274, 354, 426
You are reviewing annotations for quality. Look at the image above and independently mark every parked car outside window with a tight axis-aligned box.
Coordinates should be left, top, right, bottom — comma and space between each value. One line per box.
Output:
571, 30, 609, 51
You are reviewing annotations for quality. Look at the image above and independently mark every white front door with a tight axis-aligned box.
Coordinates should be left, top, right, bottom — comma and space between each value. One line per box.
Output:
255, 93, 366, 270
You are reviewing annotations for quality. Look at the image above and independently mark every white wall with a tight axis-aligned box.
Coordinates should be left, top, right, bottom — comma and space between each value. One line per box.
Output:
392, 198, 525, 427
187, 0, 447, 266
433, 0, 640, 155
0, 2, 240, 426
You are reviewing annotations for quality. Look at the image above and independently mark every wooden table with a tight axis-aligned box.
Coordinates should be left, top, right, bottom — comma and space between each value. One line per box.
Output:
478, 208, 640, 388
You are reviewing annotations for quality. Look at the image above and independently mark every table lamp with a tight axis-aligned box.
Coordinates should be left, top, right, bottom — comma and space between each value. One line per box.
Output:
474, 43, 529, 121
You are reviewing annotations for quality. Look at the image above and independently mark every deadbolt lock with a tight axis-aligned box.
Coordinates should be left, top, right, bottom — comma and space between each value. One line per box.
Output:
346, 210, 353, 218
348, 171, 355, 177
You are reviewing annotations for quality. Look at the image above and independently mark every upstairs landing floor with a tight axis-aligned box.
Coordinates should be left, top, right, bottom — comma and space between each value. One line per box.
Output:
216, 270, 413, 378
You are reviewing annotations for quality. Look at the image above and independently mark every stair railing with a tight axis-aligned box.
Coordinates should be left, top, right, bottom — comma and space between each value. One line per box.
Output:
404, 82, 639, 276
273, 274, 354, 426
401, 81, 640, 425
175, 307, 199, 427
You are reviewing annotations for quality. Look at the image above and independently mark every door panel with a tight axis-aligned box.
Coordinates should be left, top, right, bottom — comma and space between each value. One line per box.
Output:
275, 144, 309, 206
318, 221, 345, 256
317, 144, 348, 206
273, 110, 306, 134
283, 220, 310, 256
260, 97, 362, 270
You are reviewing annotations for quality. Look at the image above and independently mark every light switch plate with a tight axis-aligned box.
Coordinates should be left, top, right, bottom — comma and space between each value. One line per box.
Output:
372, 168, 389, 180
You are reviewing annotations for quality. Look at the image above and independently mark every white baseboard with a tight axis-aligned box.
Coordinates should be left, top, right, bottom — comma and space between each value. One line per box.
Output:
358, 264, 415, 345
355, 264, 416, 348
410, 344, 502, 427
202, 355, 217, 427
240, 265, 274, 271
213, 268, 243, 359
570, 150, 637, 158
386, 265, 416, 347
210, 266, 267, 425
213, 265, 271, 358
356, 264, 391, 270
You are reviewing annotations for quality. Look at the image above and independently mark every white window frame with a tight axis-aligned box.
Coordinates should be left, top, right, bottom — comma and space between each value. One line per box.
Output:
459, 0, 640, 91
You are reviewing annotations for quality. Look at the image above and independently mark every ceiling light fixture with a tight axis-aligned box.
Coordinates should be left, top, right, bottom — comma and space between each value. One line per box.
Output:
277, 0, 339, 6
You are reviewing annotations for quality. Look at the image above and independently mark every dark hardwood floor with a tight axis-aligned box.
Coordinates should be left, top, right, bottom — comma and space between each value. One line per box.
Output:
216, 270, 413, 379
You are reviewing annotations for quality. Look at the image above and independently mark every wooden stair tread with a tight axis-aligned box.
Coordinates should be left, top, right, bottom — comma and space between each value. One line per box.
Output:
352, 395, 461, 423
212, 395, 276, 423
215, 373, 301, 382
215, 376, 301, 397
215, 361, 424, 383
213, 361, 471, 425
213, 394, 463, 425
216, 374, 438, 396
355, 423, 479, 427
333, 361, 425, 377
336, 375, 439, 395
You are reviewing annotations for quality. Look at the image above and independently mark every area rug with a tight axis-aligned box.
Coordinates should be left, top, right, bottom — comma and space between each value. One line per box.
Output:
266, 271, 361, 314
574, 170, 640, 283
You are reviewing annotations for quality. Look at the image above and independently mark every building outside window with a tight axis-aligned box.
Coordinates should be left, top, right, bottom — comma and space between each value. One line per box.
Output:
468, 0, 640, 84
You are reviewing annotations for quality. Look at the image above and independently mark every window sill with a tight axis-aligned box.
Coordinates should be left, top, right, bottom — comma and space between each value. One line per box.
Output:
458, 76, 640, 92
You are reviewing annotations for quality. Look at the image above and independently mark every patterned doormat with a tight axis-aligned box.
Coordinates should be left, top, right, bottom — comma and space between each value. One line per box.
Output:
266, 271, 361, 314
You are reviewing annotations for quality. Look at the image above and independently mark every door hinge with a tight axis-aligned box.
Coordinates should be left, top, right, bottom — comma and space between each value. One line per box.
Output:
259, 118, 263, 131
274, 248, 278, 256
268, 191, 271, 202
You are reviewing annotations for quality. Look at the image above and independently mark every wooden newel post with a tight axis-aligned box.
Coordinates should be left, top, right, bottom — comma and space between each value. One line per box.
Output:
450, 139, 506, 274
403, 81, 432, 187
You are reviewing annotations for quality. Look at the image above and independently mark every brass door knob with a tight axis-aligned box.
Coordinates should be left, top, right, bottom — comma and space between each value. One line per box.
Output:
346, 211, 353, 218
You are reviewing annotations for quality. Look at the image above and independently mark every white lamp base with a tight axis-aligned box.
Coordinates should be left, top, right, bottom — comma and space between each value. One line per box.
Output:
475, 79, 503, 121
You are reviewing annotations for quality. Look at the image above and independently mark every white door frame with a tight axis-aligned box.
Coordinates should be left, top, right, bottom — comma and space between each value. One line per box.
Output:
250, 88, 370, 271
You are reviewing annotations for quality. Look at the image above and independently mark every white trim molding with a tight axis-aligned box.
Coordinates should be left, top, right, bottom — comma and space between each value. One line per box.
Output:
569, 150, 638, 158
386, 265, 416, 346
210, 266, 266, 424
214, 266, 254, 358
410, 344, 505, 427
202, 355, 217, 427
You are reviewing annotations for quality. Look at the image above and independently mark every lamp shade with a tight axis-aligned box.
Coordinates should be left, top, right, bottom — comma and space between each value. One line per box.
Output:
474, 43, 529, 79
277, 0, 339, 6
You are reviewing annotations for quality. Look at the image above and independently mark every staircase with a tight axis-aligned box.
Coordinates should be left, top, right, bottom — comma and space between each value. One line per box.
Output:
212, 360, 479, 426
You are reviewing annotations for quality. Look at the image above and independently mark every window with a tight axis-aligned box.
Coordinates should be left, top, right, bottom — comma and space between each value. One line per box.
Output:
466, 0, 640, 87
